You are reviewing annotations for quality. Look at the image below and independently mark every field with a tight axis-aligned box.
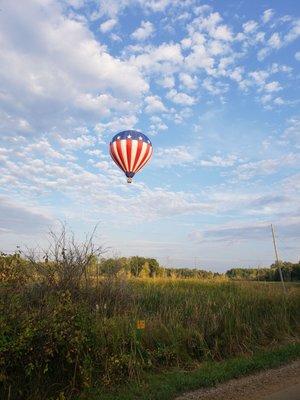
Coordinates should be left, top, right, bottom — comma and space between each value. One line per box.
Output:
1, 266, 299, 399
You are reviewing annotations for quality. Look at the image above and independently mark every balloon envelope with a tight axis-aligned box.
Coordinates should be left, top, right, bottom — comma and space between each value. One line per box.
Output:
109, 130, 153, 182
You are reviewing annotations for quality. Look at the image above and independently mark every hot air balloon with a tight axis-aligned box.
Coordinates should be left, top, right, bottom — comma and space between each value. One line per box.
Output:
109, 130, 153, 183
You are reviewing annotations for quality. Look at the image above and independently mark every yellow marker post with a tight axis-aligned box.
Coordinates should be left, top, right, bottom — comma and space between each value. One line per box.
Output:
136, 320, 145, 330
135, 320, 145, 358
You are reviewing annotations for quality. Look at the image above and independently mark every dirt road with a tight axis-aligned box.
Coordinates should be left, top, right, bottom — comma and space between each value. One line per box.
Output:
175, 360, 300, 400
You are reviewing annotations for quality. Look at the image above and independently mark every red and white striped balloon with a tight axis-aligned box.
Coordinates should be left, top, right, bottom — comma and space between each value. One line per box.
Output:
109, 130, 153, 183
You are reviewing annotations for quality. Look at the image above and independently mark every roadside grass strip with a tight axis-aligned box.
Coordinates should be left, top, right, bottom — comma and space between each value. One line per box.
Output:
81, 343, 300, 400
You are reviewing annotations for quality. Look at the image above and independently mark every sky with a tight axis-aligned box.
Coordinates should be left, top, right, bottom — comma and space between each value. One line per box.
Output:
0, 0, 299, 272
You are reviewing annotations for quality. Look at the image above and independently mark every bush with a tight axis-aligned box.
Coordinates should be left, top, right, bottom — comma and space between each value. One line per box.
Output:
0, 278, 299, 399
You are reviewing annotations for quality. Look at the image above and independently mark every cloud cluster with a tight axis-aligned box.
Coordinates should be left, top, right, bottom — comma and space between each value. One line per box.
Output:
0, 1, 148, 138
0, 196, 52, 236
131, 21, 154, 41
189, 217, 300, 245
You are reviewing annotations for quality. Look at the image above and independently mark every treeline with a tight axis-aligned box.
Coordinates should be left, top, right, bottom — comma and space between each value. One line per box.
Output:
97, 257, 300, 282
226, 261, 300, 282
2, 251, 299, 283
98, 256, 220, 279
0, 253, 221, 287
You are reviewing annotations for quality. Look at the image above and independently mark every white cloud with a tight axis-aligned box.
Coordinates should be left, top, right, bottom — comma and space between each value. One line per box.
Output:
217, 56, 235, 74
55, 133, 96, 150
200, 155, 237, 167
260, 94, 272, 104
202, 77, 228, 96
92, 0, 125, 18
191, 12, 233, 41
93, 0, 184, 19
154, 145, 195, 167
144, 95, 167, 113
110, 33, 122, 41
172, 107, 193, 124
128, 187, 214, 219
131, 21, 154, 41
233, 154, 299, 180
131, 43, 183, 74
284, 19, 300, 44
94, 115, 138, 135
213, 24, 233, 41
189, 217, 300, 244
257, 47, 269, 61
157, 75, 175, 88
282, 117, 300, 146
264, 81, 282, 92
149, 115, 168, 135
144, 0, 175, 12
295, 52, 300, 61
100, 18, 117, 33
0, 196, 52, 236
25, 138, 66, 159
273, 97, 284, 105
262, 9, 274, 24
229, 67, 244, 83
185, 44, 214, 73
268, 32, 281, 49
255, 31, 265, 43
67, 0, 85, 9
243, 20, 258, 33
194, 5, 212, 15
208, 40, 229, 56
179, 73, 198, 90
269, 63, 292, 74
181, 37, 192, 49
74, 93, 134, 116
247, 65, 290, 100
166, 89, 196, 105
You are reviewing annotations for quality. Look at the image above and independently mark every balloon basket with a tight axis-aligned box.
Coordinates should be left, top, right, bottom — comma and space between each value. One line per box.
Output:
127, 178, 132, 183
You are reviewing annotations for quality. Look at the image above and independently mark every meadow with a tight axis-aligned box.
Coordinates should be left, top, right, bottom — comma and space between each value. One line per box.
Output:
0, 249, 299, 400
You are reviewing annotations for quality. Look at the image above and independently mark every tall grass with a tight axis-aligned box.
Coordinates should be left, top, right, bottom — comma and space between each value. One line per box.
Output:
1, 276, 299, 399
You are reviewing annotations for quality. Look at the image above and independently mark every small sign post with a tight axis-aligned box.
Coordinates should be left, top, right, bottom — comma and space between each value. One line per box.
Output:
136, 320, 145, 330
136, 320, 145, 344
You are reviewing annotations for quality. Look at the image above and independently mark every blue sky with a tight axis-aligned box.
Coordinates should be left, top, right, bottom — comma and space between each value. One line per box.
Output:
0, 0, 299, 271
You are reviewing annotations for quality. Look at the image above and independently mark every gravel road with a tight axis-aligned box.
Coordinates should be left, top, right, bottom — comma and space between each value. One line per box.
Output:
175, 360, 300, 400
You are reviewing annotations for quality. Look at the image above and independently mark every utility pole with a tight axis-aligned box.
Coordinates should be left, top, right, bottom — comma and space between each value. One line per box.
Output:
271, 224, 286, 293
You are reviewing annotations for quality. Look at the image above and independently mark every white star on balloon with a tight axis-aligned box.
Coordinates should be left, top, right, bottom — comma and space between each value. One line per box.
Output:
138, 136, 143, 140
127, 135, 131, 138
117, 136, 121, 139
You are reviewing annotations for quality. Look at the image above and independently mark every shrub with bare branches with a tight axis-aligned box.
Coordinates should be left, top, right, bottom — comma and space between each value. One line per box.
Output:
27, 224, 106, 291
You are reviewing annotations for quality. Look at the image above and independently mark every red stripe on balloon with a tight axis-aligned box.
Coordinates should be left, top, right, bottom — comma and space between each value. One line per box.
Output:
110, 144, 124, 171
126, 139, 132, 172
116, 140, 127, 172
